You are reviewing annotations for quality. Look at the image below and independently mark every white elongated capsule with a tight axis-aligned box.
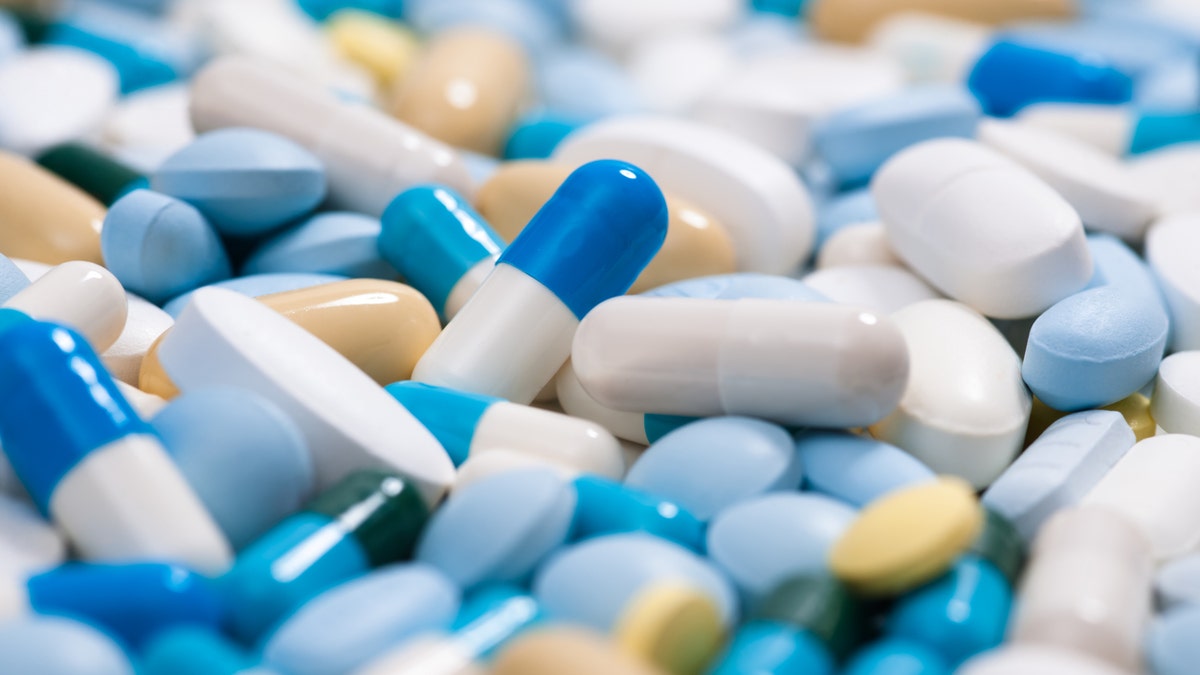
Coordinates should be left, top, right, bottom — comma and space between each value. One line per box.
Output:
452, 450, 577, 496
869, 299, 1031, 488
571, 297, 909, 428
1146, 215, 1200, 351
2, 261, 127, 353
959, 644, 1139, 675
1009, 506, 1154, 672
872, 138, 1092, 319
189, 56, 473, 217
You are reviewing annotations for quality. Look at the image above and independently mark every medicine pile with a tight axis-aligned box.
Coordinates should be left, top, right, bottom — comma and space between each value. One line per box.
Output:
2, 0, 1200, 673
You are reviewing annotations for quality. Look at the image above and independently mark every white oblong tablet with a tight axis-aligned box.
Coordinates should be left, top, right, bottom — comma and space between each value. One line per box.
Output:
1013, 103, 1133, 157
872, 138, 1092, 319
1146, 215, 1200, 351
978, 119, 1158, 241
553, 115, 815, 275
801, 264, 942, 315
1153, 351, 1200, 437
100, 83, 195, 172
815, 222, 902, 269
0, 47, 118, 156
1128, 143, 1200, 216
869, 299, 1031, 488
156, 287, 454, 505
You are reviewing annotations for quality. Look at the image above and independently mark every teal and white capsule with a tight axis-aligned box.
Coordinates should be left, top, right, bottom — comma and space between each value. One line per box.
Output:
1015, 103, 1200, 156
0, 316, 231, 575
411, 159, 669, 404
385, 382, 624, 479
555, 361, 694, 446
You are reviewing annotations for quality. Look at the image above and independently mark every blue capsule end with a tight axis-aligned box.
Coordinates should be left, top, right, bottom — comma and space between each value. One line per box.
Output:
1131, 111, 1200, 155
968, 40, 1134, 118
384, 382, 501, 466
504, 112, 585, 160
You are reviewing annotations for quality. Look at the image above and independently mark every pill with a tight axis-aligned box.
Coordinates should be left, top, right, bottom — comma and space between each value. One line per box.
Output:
958, 644, 1131, 675
326, 9, 419, 88
808, 0, 1073, 43
802, 264, 943, 314
155, 287, 454, 501
161, 272, 350, 318
573, 297, 908, 428
794, 431, 935, 508
968, 40, 1133, 118
1146, 214, 1200, 350
555, 361, 696, 446
570, 0, 738, 56
0, 252, 29, 304
1085, 233, 1170, 326
385, 382, 622, 477
35, 142, 146, 206
1102, 393, 1157, 442
98, 83, 194, 170
452, 450, 576, 496
570, 476, 706, 551
624, 417, 800, 522
351, 633, 482, 675
1018, 103, 1200, 158
297, 0, 404, 21
2, 260, 128, 353
190, 57, 473, 217
1157, 554, 1200, 611
844, 639, 950, 675
814, 223, 900, 269
379, 185, 505, 320
451, 584, 543, 658
709, 621, 835, 675
413, 160, 667, 404
1129, 143, 1200, 216
614, 584, 724, 675
218, 470, 428, 642
870, 300, 1031, 487
0, 615, 135, 675
0, 47, 118, 156
0, 150, 106, 265
815, 188, 877, 247
244, 212, 396, 280
865, 12, 990, 84
1149, 607, 1200, 675
754, 574, 865, 659
535, 45, 642, 119
873, 139, 1092, 319
492, 626, 668, 675
0, 494, 65, 579
641, 273, 827, 302
503, 112, 584, 160
141, 628, 265, 675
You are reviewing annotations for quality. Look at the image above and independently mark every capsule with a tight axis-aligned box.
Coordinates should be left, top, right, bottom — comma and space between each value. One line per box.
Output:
555, 361, 695, 445
189, 56, 474, 217
2, 260, 128, 353
1017, 104, 1200, 157
219, 470, 428, 643
0, 150, 105, 265
412, 160, 668, 404
571, 297, 908, 428
379, 186, 505, 321
385, 382, 623, 478
0, 320, 231, 574
808, 0, 1074, 43
35, 142, 147, 206
967, 40, 1132, 118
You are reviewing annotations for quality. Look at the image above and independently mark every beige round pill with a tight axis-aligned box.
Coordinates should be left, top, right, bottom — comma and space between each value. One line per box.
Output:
809, 0, 1076, 43
0, 150, 105, 265
493, 627, 669, 675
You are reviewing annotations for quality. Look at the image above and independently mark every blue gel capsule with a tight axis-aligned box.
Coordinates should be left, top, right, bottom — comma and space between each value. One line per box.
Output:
504, 112, 585, 160
1150, 607, 1200, 675
0, 615, 134, 675
452, 584, 543, 660
571, 475, 706, 552
296, 0, 405, 21
162, 273, 348, 317
0, 251, 31, 304
624, 417, 801, 521
709, 621, 835, 675
142, 627, 273, 675
379, 185, 505, 319
968, 40, 1134, 118
815, 188, 876, 248
244, 212, 397, 280
751, 0, 808, 16
795, 431, 936, 508
887, 556, 1012, 668
642, 273, 828, 302
843, 638, 950, 675
101, 189, 232, 304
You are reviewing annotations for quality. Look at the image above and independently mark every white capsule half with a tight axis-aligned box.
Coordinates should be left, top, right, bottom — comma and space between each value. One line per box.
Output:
3, 261, 127, 353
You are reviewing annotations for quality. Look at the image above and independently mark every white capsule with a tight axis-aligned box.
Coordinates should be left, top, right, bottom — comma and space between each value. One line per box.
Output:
960, 644, 1139, 675
1146, 214, 1200, 351
453, 450, 577, 496
556, 361, 652, 445
3, 261, 128, 353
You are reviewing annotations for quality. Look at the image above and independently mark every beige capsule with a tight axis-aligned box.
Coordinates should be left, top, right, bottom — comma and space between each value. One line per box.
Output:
475, 161, 736, 293
0, 150, 105, 265
809, 0, 1075, 43
389, 28, 530, 156
493, 627, 669, 675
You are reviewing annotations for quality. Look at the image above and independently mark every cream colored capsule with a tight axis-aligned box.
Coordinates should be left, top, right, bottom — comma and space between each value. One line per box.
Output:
0, 151, 105, 265
3, 261, 127, 353
809, 0, 1075, 43
390, 28, 530, 156
475, 161, 736, 293
327, 10, 421, 89
493, 627, 670, 675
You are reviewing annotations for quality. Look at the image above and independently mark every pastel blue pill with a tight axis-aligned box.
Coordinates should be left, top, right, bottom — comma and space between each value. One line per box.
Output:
843, 638, 950, 675
1000, 20, 1191, 77
815, 188, 876, 248
416, 468, 575, 589
982, 410, 1135, 542
0, 615, 133, 675
27, 562, 222, 649
795, 431, 935, 507
1149, 607, 1200, 675
101, 189, 231, 304
710, 621, 834, 675
296, 0, 404, 20
152, 128, 328, 237
244, 211, 396, 279
537, 47, 643, 120
814, 86, 981, 187
1136, 57, 1200, 110
142, 628, 274, 675
534, 532, 737, 630
642, 273, 828, 302
624, 416, 801, 521
406, 0, 562, 57
1157, 553, 1200, 611
504, 112, 584, 160
1085, 234, 1170, 316
1022, 285, 1168, 411
570, 475, 706, 552
0, 252, 30, 304
151, 388, 314, 549
706, 493, 857, 603
967, 39, 1134, 117
263, 563, 460, 675
452, 584, 543, 659
162, 273, 347, 317
887, 556, 1011, 667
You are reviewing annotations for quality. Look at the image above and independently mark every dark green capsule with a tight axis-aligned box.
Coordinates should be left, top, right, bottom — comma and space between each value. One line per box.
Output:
968, 508, 1025, 585
755, 573, 866, 660
307, 469, 429, 567
36, 142, 147, 206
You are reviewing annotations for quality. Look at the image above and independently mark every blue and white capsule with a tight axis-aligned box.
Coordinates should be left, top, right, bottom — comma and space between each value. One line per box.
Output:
1016, 104, 1200, 157
0, 319, 231, 574
412, 159, 669, 404
379, 185, 505, 321
385, 382, 623, 478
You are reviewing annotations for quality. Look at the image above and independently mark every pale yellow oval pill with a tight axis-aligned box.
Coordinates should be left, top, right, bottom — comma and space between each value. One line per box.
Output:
493, 627, 669, 675
0, 150, 105, 265
327, 10, 421, 89
1102, 393, 1155, 443
614, 584, 725, 675
809, 0, 1075, 43
830, 476, 983, 596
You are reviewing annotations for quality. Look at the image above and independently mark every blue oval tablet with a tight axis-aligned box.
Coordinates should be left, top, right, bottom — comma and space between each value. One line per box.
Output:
795, 431, 935, 507
244, 212, 396, 279
1085, 234, 1170, 327
710, 621, 835, 675
0, 616, 133, 675
1148, 607, 1200, 675
642, 273, 828, 302
843, 637, 950, 675
162, 273, 348, 317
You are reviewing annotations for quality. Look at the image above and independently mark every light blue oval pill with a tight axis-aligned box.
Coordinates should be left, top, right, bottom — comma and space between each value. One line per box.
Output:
0, 615, 134, 675
1157, 554, 1200, 611
243, 212, 396, 279
706, 493, 857, 603
0, 252, 30, 304
416, 468, 576, 590
152, 388, 314, 549
643, 273, 828, 302
534, 532, 737, 630
263, 563, 460, 675
152, 128, 327, 237
1085, 234, 1171, 331
537, 47, 642, 120
625, 416, 801, 521
843, 638, 950, 675
1149, 607, 1200, 675
101, 189, 231, 304
162, 273, 348, 317
0, 12, 23, 62
795, 431, 935, 507
710, 621, 835, 675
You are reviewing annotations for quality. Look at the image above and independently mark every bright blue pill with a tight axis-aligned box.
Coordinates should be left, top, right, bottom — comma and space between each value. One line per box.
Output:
504, 112, 585, 160
244, 212, 397, 279
571, 475, 706, 552
843, 638, 950, 675
710, 621, 835, 675
968, 39, 1134, 117
162, 273, 348, 317
795, 431, 935, 507
0, 615, 134, 675
1149, 606, 1200, 675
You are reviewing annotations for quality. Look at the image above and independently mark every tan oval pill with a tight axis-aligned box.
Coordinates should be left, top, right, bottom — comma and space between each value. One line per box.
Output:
493, 627, 670, 675
389, 28, 530, 155
0, 150, 105, 265
809, 0, 1075, 43
476, 161, 736, 292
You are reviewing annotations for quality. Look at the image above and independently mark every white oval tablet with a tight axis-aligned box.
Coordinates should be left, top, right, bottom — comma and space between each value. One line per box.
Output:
0, 47, 118, 156
815, 222, 902, 269
626, 32, 736, 115
571, 0, 740, 56
554, 115, 815, 274
156, 287, 454, 505
1153, 351, 1200, 437
872, 138, 1092, 319
1128, 142, 1200, 216
869, 299, 1031, 488
100, 83, 195, 172
802, 264, 942, 315
1145, 214, 1200, 351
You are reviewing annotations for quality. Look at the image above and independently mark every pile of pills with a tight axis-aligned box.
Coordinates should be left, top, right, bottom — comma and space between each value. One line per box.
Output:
2, 0, 1200, 673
